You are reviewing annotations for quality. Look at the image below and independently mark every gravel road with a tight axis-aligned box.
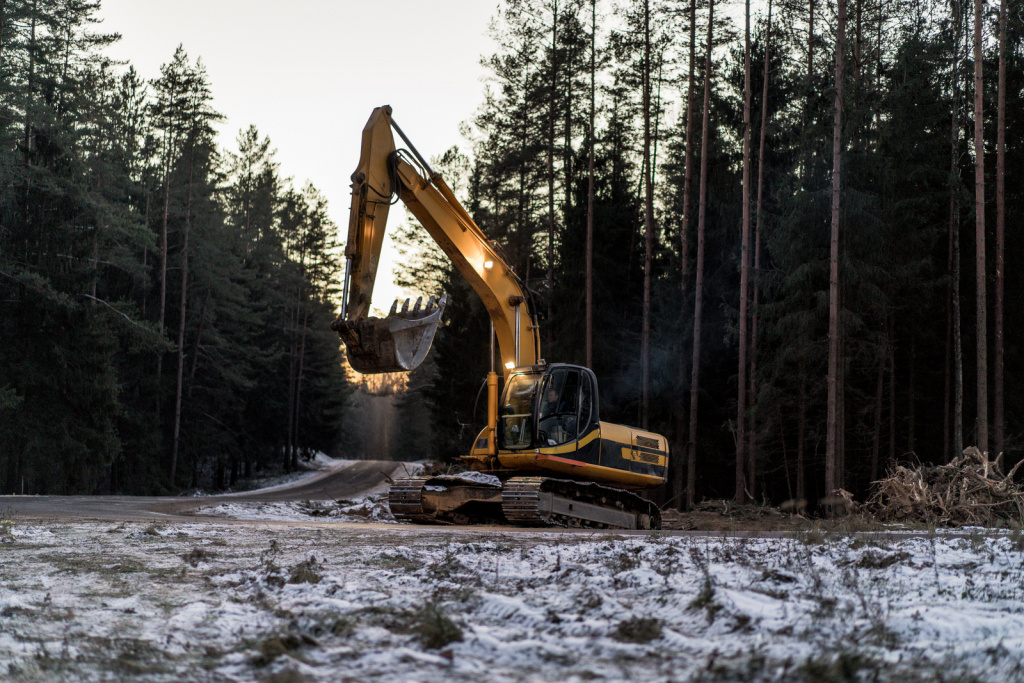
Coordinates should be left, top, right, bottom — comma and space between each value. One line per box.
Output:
0, 459, 404, 522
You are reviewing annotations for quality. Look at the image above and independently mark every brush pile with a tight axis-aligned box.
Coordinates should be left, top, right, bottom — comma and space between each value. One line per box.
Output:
869, 447, 1024, 526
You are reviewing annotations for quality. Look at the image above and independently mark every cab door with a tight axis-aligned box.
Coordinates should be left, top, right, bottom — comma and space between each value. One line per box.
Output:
536, 368, 581, 454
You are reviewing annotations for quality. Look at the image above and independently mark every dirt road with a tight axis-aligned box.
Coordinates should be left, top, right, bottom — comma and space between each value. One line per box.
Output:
0, 459, 405, 522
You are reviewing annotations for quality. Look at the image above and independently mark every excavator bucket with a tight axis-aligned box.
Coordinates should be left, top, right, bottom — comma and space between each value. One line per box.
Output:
331, 295, 447, 374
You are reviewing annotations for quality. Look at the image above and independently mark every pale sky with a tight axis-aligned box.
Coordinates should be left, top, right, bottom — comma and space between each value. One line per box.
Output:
97, 0, 501, 311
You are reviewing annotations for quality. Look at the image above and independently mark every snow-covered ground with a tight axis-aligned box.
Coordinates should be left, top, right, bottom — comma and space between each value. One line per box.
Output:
196, 494, 396, 523
2, 517, 1023, 682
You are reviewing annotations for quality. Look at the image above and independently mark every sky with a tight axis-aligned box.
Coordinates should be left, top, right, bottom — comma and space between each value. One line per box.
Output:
96, 0, 502, 311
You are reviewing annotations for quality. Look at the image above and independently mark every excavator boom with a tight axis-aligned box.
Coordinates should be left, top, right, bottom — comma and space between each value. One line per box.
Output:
331, 106, 539, 376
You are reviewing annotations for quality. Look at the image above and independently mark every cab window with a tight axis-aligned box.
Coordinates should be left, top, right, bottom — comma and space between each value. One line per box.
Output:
538, 369, 580, 446
578, 372, 593, 429
499, 373, 541, 449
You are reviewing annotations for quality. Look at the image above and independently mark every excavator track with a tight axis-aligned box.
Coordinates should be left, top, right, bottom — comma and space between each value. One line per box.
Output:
388, 478, 433, 523
502, 477, 661, 530
389, 476, 660, 530
388, 476, 505, 525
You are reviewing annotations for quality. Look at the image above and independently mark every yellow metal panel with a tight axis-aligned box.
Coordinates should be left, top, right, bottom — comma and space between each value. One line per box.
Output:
619, 447, 668, 468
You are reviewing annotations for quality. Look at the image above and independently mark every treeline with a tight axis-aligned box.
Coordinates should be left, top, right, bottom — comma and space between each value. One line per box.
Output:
399, 0, 1023, 509
0, 2, 348, 494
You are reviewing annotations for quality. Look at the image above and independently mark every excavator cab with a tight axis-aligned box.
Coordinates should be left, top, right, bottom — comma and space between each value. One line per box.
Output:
498, 365, 596, 452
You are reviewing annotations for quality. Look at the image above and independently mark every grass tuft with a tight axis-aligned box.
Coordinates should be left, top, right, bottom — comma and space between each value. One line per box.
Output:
288, 555, 322, 584
182, 547, 213, 567
414, 602, 463, 650
613, 617, 662, 643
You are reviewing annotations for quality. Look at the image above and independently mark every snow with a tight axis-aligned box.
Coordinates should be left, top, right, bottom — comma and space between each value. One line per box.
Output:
431, 472, 503, 487
2, 520, 1024, 681
195, 493, 397, 522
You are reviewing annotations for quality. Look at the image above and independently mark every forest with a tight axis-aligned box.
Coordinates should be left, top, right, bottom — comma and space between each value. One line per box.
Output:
1, 0, 1021, 510
0, 2, 349, 494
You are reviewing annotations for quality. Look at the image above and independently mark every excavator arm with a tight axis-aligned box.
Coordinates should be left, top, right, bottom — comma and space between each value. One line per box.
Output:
331, 105, 540, 377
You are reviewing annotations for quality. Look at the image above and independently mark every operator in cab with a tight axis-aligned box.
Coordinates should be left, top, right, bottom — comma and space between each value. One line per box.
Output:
538, 380, 577, 446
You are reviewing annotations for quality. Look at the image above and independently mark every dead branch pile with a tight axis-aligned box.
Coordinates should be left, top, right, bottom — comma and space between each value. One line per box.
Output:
869, 447, 1024, 526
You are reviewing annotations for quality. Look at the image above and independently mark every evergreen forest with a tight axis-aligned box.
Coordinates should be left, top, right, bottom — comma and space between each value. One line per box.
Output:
1, 3, 348, 494
2, 0, 1022, 511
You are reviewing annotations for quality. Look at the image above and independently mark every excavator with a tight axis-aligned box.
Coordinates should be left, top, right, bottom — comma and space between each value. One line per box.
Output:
331, 106, 667, 530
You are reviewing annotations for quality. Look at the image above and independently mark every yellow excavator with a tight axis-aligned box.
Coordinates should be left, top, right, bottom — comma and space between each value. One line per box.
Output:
331, 106, 667, 529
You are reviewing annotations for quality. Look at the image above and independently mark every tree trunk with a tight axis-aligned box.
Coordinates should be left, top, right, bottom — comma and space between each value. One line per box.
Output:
680, 0, 696, 305
23, 0, 37, 162
187, 289, 211, 396
889, 332, 896, 462
797, 349, 806, 503
908, 342, 916, 454
736, 0, 752, 503
170, 127, 197, 487
285, 297, 297, 473
871, 348, 884, 481
641, 0, 653, 430
949, 2, 965, 461
547, 0, 558, 333
292, 300, 310, 470
973, 0, 987, 453
994, 0, 1006, 457
678, 0, 697, 505
586, 0, 596, 369
157, 128, 173, 412
854, 0, 862, 83
0, 0, 7, 78
750, 0, 772, 498
826, 0, 846, 500
687, 0, 714, 510
808, 0, 815, 83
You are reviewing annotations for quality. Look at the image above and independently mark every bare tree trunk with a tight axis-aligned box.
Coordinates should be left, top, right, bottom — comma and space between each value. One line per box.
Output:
187, 289, 211, 394
973, 0, 987, 453
871, 348, 884, 481
677, 0, 697, 507
808, 0, 815, 83
736, 0, 753, 503
547, 0, 558, 332
950, 1, 965, 460
641, 0, 653, 430
564, 18, 573, 217
854, 0, 862, 83
0, 0, 8, 78
908, 342, 916, 454
994, 0, 1006, 457
23, 0, 36, 162
586, 0, 596, 370
797, 349, 806, 503
889, 331, 896, 462
826, 0, 846, 500
680, 0, 696, 305
285, 295, 297, 472
687, 0, 714, 510
157, 128, 173, 411
750, 0, 772, 498
292, 301, 310, 470
170, 128, 197, 487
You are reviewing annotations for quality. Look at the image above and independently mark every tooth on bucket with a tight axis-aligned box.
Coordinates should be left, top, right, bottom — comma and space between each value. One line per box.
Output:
389, 300, 398, 316
412, 296, 423, 315
336, 292, 448, 374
